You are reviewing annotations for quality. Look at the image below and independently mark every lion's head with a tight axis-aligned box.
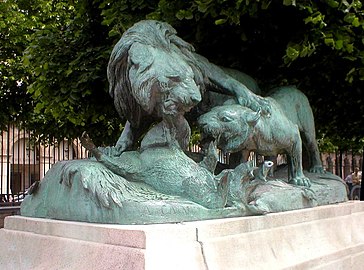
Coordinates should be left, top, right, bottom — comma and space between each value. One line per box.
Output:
107, 20, 204, 129
198, 105, 261, 153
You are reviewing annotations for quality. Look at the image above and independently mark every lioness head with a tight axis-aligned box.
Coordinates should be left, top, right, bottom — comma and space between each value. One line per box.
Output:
198, 105, 261, 153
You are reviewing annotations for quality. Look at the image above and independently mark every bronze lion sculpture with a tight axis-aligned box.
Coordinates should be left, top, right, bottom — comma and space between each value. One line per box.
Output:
198, 86, 325, 187
107, 20, 269, 153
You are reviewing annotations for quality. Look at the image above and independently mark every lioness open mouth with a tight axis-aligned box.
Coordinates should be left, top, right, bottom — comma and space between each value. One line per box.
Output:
200, 131, 223, 147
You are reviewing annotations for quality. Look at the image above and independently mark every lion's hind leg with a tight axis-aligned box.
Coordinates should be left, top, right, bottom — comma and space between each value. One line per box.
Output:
295, 94, 325, 174
301, 130, 325, 174
287, 131, 311, 187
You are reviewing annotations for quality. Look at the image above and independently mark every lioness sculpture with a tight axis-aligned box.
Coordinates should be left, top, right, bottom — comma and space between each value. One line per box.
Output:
107, 20, 269, 153
198, 86, 324, 187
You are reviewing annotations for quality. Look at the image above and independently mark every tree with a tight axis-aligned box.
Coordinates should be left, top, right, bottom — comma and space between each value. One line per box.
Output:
1, 0, 121, 145
1, 0, 363, 150
21, 0, 122, 145
0, 0, 36, 129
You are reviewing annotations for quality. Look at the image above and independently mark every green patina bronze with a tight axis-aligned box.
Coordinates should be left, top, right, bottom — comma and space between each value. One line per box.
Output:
21, 20, 348, 225
106, 20, 269, 154
198, 86, 324, 187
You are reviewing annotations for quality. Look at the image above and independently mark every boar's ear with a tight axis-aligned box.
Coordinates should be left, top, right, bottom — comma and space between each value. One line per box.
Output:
246, 109, 261, 126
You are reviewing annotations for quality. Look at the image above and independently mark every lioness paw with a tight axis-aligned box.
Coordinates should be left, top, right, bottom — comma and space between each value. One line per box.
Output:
309, 165, 326, 174
289, 176, 311, 187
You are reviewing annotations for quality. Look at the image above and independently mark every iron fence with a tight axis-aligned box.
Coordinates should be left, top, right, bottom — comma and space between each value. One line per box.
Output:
1, 124, 89, 204
1, 124, 362, 205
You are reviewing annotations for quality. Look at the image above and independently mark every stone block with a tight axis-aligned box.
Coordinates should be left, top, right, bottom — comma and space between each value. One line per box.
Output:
1, 201, 363, 269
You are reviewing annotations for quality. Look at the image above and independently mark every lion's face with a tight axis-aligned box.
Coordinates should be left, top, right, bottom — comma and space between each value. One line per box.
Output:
128, 43, 202, 117
198, 105, 260, 153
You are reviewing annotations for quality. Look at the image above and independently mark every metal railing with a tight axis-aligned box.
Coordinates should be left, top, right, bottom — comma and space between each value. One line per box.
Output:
1, 124, 89, 204
1, 124, 362, 205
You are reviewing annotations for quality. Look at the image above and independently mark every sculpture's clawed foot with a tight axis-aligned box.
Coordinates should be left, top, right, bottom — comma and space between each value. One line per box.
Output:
309, 165, 326, 174
289, 176, 311, 187
243, 95, 272, 116
258, 100, 272, 117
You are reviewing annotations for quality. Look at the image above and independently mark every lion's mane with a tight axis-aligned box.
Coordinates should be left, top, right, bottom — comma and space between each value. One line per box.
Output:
107, 20, 205, 132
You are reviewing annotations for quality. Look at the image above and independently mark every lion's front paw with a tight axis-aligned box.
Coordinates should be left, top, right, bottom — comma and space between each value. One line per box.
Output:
309, 165, 326, 174
289, 176, 311, 187
257, 98, 272, 117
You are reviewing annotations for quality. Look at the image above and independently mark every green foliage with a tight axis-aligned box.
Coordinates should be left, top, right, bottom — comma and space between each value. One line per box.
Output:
1, 0, 121, 145
190, 127, 202, 147
282, 1, 364, 82
317, 135, 339, 153
0, 0, 36, 129
1, 0, 363, 149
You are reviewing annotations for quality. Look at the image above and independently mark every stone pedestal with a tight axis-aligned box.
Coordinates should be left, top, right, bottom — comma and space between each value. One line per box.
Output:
1, 201, 364, 270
